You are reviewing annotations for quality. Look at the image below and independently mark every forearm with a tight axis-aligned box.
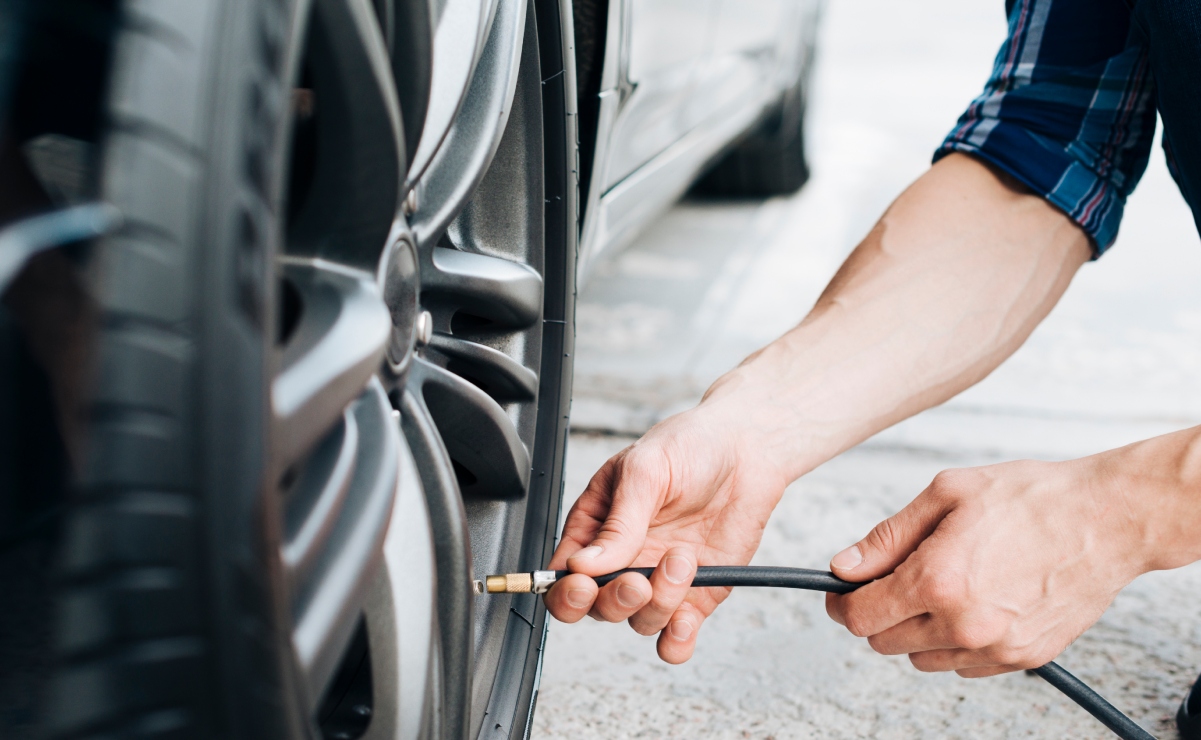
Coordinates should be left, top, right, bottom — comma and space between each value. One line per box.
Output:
703, 153, 1092, 481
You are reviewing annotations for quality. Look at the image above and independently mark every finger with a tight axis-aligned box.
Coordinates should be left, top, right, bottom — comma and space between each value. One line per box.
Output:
567, 447, 671, 577
957, 665, 1022, 678
825, 592, 846, 626
656, 602, 704, 665
628, 547, 696, 636
829, 477, 955, 582
909, 648, 1005, 674
827, 570, 927, 638
543, 573, 598, 624
547, 456, 625, 569
588, 571, 652, 623
866, 614, 956, 656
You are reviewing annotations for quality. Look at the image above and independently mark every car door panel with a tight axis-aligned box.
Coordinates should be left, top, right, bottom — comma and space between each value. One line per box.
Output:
688, 0, 797, 129
579, 0, 817, 280
600, 0, 716, 189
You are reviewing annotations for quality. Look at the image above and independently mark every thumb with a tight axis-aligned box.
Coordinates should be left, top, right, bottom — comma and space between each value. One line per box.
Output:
567, 448, 669, 576
830, 486, 951, 582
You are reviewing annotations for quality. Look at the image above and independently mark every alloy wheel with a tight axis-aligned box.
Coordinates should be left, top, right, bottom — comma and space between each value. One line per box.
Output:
270, 0, 576, 737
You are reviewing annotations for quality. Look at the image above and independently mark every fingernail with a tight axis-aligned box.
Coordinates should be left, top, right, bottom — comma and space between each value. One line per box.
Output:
668, 619, 693, 642
664, 555, 692, 584
831, 545, 863, 571
566, 589, 591, 609
617, 584, 643, 608
571, 545, 604, 561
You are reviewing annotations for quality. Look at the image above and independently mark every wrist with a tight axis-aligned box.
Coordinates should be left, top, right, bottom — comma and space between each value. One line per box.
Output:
697, 359, 836, 482
1089, 428, 1201, 574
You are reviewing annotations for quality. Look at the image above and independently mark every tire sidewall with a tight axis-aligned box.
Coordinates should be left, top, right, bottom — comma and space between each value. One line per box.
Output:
191, 0, 307, 736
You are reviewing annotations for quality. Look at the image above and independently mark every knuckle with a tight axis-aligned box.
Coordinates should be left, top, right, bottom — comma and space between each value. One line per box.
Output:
921, 572, 964, 611
594, 594, 634, 621
908, 652, 942, 673
621, 445, 673, 489
991, 647, 1026, 667
595, 515, 636, 542
580, 456, 626, 500
646, 591, 677, 616
583, 465, 615, 497
928, 469, 971, 502
947, 620, 997, 651
627, 616, 661, 637
866, 634, 894, 655
842, 610, 873, 639
864, 517, 902, 554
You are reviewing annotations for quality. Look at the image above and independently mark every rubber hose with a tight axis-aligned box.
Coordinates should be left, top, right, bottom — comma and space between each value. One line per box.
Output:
558, 566, 1156, 740
1033, 663, 1156, 740
561, 565, 860, 593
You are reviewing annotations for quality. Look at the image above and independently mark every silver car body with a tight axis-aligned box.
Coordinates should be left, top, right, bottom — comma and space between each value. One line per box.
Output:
411, 0, 821, 281
580, 0, 820, 278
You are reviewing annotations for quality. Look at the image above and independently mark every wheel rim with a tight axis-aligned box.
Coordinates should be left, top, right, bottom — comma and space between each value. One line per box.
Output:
270, 1, 572, 738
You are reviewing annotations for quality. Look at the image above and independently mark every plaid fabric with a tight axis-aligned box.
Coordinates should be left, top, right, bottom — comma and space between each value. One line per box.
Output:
935, 0, 1158, 254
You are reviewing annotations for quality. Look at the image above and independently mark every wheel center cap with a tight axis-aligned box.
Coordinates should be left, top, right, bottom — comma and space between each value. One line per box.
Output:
382, 229, 420, 371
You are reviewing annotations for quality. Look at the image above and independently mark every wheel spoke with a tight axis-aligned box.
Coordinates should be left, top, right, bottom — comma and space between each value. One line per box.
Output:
409, 357, 530, 500
409, 0, 528, 247
361, 428, 437, 740
288, 379, 399, 709
404, 0, 492, 186
368, 0, 395, 51
427, 332, 538, 402
421, 245, 542, 329
273, 259, 391, 467
288, 0, 405, 270
317, 0, 403, 146
399, 388, 473, 740
282, 408, 359, 588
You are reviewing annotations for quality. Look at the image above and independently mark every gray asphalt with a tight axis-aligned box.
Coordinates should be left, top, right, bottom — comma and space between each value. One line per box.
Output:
532, 1, 1201, 738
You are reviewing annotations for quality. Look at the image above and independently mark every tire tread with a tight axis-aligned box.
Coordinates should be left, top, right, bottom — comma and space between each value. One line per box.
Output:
45, 1, 225, 736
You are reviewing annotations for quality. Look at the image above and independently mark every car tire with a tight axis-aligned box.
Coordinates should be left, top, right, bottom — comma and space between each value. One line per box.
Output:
23, 0, 576, 738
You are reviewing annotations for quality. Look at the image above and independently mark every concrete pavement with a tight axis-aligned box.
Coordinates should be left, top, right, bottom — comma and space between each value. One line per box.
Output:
533, 1, 1201, 737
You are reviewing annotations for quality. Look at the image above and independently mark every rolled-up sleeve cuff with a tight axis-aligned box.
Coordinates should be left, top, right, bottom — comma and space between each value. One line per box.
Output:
935, 124, 1126, 257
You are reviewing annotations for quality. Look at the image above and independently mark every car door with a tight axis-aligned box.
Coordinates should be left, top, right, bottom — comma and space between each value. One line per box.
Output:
600, 0, 718, 190
688, 0, 798, 131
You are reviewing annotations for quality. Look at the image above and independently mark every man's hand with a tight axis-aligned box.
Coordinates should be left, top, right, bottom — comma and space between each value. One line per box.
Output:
824, 443, 1199, 677
543, 402, 787, 664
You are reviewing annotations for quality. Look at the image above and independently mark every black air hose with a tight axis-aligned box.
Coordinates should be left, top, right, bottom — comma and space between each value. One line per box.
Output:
480, 565, 1157, 740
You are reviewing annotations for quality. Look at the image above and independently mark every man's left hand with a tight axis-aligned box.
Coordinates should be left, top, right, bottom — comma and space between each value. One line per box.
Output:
824, 456, 1154, 677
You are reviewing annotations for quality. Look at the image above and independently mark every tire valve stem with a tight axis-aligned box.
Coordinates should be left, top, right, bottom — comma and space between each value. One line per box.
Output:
475, 571, 559, 595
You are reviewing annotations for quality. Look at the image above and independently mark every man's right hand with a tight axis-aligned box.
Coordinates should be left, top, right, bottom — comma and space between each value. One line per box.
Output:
543, 399, 788, 664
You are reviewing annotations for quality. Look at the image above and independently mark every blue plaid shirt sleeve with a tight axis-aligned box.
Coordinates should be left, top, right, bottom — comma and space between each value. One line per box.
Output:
935, 0, 1157, 254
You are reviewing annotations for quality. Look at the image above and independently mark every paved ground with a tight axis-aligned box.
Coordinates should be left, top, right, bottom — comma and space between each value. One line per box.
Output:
533, 1, 1201, 738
